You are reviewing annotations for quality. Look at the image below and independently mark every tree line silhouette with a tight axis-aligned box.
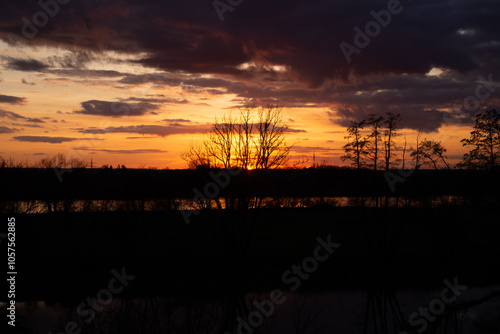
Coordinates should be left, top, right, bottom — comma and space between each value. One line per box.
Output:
1, 108, 499, 171
342, 109, 500, 171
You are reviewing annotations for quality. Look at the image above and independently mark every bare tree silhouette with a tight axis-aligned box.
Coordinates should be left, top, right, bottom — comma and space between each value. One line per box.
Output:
458, 109, 500, 169
341, 120, 367, 170
411, 139, 450, 170
181, 104, 292, 171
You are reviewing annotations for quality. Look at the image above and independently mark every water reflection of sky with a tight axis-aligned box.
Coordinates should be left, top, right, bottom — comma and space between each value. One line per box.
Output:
5, 286, 500, 333
7, 196, 463, 214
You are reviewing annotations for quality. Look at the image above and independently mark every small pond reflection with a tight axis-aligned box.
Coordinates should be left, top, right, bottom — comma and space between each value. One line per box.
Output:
5, 286, 500, 333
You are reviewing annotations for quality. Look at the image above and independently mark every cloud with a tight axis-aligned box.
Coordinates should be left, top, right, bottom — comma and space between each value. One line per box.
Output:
125, 97, 188, 104
0, 94, 26, 104
10, 122, 42, 128
162, 118, 192, 123
45, 50, 97, 69
162, 118, 194, 126
0, 110, 27, 120
1, 1, 497, 84
2, 51, 104, 73
21, 78, 36, 86
0, 110, 45, 123
0, 0, 499, 132
30, 2, 498, 80
73, 100, 160, 117
285, 128, 307, 133
79, 124, 210, 137
3, 57, 49, 72
330, 105, 447, 133
125, 136, 158, 139
0, 126, 18, 134
72, 148, 168, 154
291, 145, 343, 156
12, 136, 78, 143
12, 135, 103, 143
26, 118, 44, 123
50, 69, 126, 78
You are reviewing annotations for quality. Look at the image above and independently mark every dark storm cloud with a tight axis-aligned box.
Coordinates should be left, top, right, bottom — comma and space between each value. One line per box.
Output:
1, 0, 499, 131
0, 94, 25, 104
5, 0, 495, 81
330, 105, 446, 133
119, 70, 497, 131
73, 100, 160, 117
323, 71, 500, 131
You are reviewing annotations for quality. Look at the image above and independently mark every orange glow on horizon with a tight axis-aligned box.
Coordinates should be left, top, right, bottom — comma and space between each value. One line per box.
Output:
0, 43, 475, 169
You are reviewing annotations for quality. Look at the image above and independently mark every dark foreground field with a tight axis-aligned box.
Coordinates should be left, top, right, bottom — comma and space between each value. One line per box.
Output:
6, 206, 500, 303
2, 168, 500, 333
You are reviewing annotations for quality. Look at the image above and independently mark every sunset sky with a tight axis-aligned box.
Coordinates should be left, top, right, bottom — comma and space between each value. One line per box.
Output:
1, 0, 499, 168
